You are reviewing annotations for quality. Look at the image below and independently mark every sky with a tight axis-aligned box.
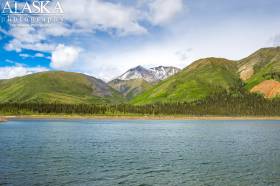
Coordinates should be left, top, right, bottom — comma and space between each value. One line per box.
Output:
0, 0, 280, 81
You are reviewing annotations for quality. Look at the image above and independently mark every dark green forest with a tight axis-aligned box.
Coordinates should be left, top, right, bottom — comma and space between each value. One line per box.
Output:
1, 91, 280, 116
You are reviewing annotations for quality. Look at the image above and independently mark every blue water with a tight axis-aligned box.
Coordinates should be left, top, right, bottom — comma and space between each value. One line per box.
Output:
0, 120, 280, 186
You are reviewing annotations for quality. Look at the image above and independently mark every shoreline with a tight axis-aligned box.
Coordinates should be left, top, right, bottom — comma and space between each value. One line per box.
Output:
0, 117, 7, 122
2, 115, 280, 121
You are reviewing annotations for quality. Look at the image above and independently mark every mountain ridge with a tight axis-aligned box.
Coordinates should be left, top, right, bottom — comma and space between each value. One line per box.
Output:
131, 47, 280, 104
0, 71, 124, 104
115, 65, 181, 83
131, 57, 241, 104
1, 47, 280, 105
108, 78, 152, 100
109, 65, 181, 99
237, 47, 280, 89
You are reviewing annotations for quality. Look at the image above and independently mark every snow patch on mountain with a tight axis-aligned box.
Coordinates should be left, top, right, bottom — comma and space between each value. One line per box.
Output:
116, 65, 180, 83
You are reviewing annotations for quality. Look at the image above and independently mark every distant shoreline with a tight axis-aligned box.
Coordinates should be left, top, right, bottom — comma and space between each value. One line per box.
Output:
2, 115, 280, 121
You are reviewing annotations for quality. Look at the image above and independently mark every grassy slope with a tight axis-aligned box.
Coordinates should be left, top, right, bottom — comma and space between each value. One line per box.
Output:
238, 47, 280, 90
2, 47, 279, 106
131, 58, 241, 105
108, 79, 152, 100
0, 71, 124, 104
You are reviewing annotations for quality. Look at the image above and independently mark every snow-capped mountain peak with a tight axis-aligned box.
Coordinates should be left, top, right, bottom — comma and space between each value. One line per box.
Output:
150, 66, 181, 81
116, 66, 180, 83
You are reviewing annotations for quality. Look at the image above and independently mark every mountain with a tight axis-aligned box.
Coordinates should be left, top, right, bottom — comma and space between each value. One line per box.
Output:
1, 47, 280, 105
109, 65, 180, 99
116, 65, 180, 83
150, 66, 182, 81
131, 47, 280, 104
108, 79, 152, 100
131, 58, 241, 105
250, 80, 280, 98
238, 47, 280, 97
0, 71, 124, 104
238, 47, 280, 81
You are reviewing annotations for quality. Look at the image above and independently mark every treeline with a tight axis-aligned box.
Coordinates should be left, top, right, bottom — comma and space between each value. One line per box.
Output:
0, 92, 280, 116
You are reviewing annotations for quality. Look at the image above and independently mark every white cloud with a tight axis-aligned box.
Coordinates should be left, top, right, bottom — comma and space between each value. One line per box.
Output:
43, 25, 73, 37
3, 0, 147, 53
19, 53, 31, 58
6, 39, 55, 52
60, 0, 184, 35
2, 0, 185, 53
4, 59, 25, 66
34, 53, 45, 58
4, 25, 56, 52
74, 17, 280, 81
0, 66, 49, 79
147, 0, 184, 25
62, 0, 147, 36
51, 44, 81, 69
19, 52, 45, 59
8, 26, 46, 43
77, 41, 191, 81
269, 34, 280, 47
5, 39, 23, 52
2, 0, 280, 82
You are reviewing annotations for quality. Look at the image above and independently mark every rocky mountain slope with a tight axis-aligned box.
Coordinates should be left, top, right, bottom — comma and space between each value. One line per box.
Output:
250, 80, 280, 98
131, 47, 280, 104
116, 65, 180, 83
109, 65, 180, 99
237, 47, 280, 98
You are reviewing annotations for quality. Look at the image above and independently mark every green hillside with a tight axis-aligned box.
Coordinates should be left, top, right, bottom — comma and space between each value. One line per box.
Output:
238, 47, 280, 90
108, 79, 152, 100
1, 47, 280, 106
0, 71, 124, 104
131, 58, 241, 105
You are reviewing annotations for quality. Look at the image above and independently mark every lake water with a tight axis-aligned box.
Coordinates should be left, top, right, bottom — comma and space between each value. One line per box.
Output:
0, 120, 280, 186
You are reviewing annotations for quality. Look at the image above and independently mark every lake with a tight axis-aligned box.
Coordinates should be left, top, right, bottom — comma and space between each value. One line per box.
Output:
0, 120, 280, 185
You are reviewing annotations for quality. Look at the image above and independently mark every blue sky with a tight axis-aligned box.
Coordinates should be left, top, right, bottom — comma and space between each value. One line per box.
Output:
0, 0, 280, 80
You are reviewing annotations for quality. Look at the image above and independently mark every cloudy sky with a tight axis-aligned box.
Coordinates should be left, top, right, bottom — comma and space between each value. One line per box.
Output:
0, 0, 280, 80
